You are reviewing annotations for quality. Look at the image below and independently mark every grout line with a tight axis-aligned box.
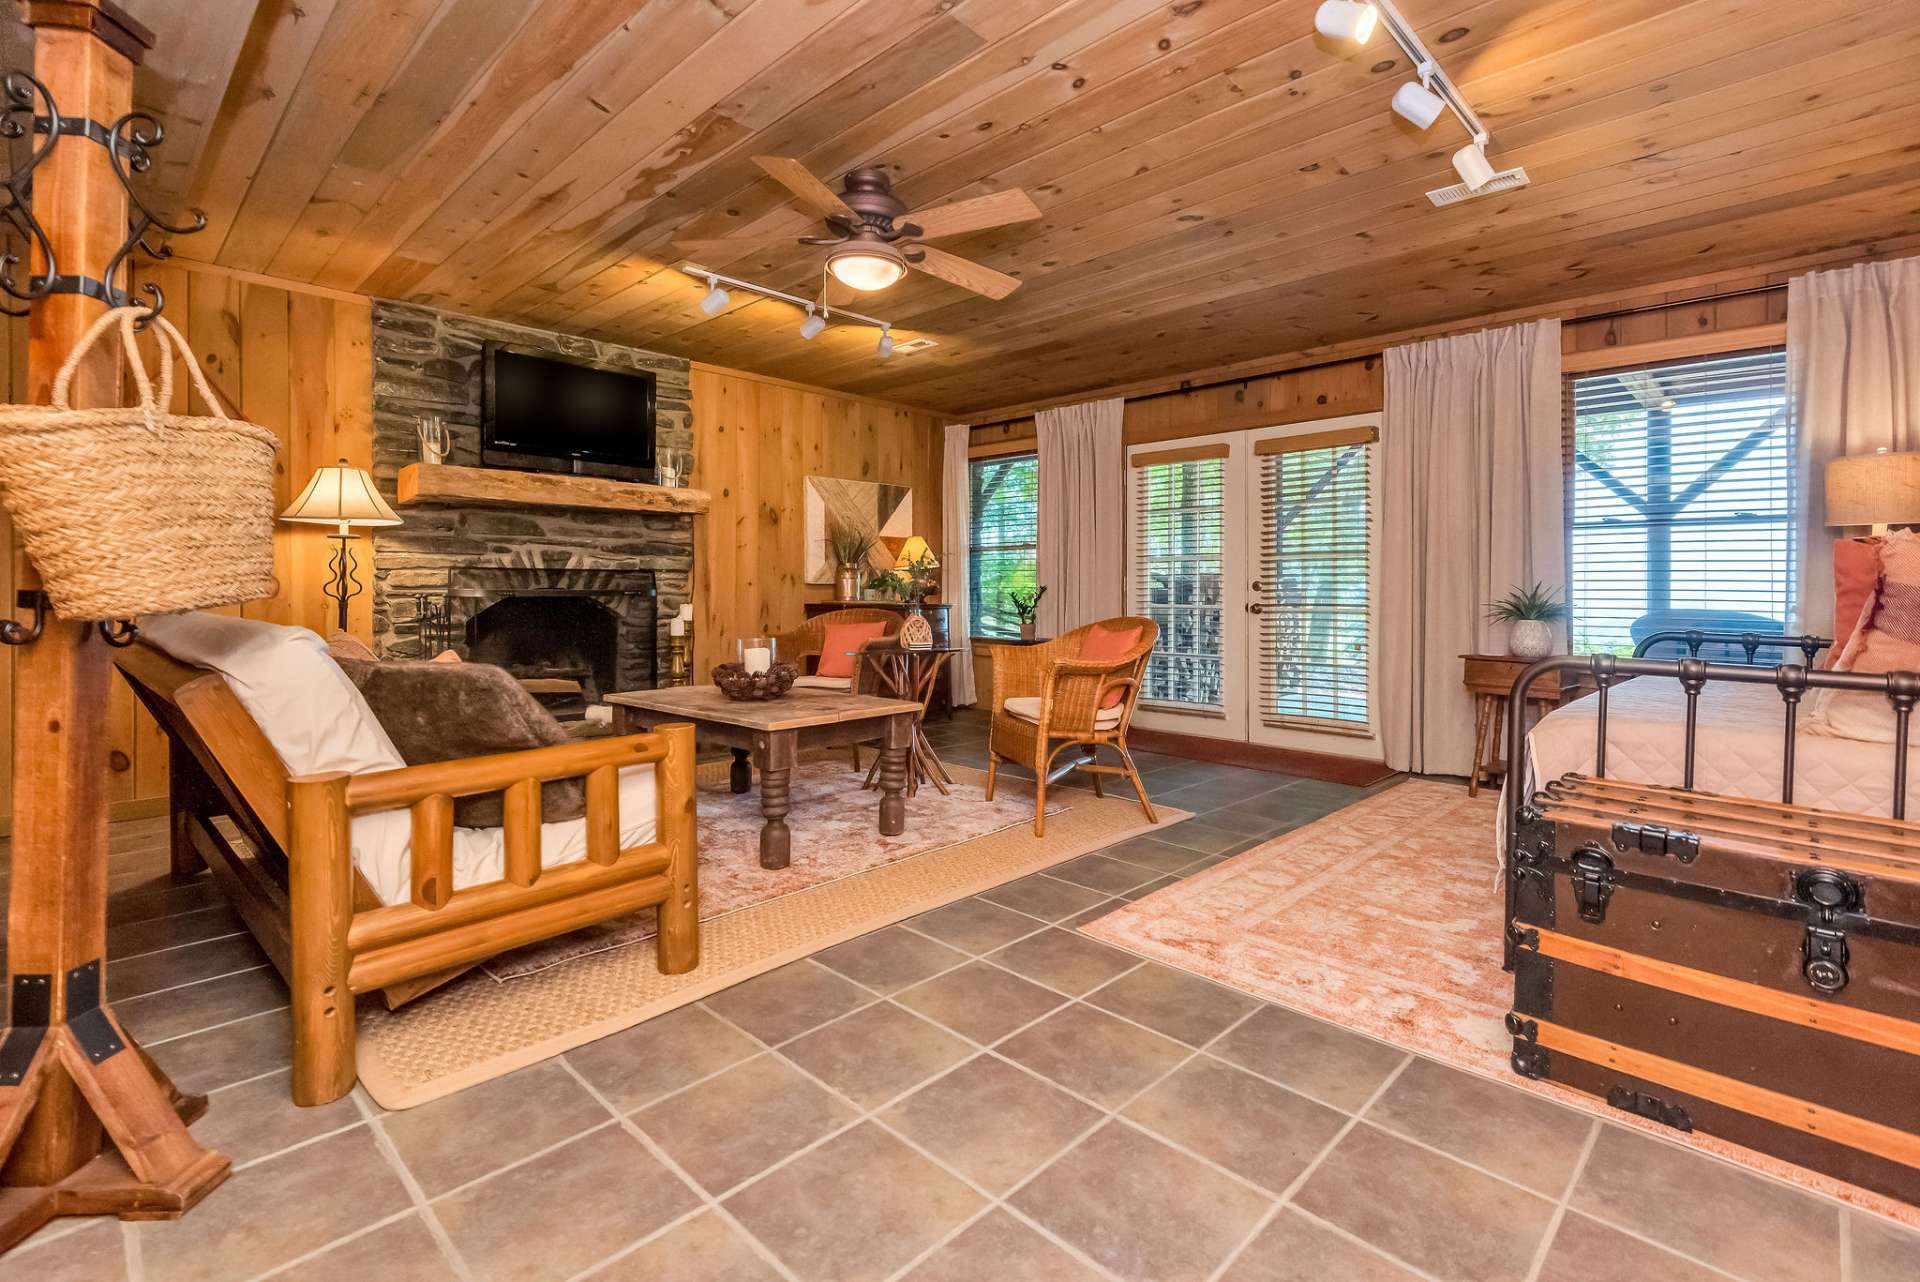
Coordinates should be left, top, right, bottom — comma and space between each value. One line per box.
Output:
244, 1209, 419, 1282
349, 1089, 479, 1282
112, 961, 273, 1007
1521, 1119, 1603, 1282
139, 1000, 291, 1049
108, 927, 251, 965
1282, 1204, 1452, 1282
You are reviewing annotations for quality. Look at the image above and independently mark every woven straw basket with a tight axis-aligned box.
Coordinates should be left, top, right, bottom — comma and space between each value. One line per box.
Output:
0, 306, 281, 620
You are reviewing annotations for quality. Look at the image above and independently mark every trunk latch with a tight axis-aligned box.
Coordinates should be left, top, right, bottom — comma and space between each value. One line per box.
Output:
1795, 868, 1861, 995
1570, 848, 1617, 923
1609, 821, 1700, 863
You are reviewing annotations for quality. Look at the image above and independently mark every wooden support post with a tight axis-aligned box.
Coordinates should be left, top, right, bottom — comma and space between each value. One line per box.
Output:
0, 0, 230, 1252
655, 723, 699, 975
287, 773, 356, 1107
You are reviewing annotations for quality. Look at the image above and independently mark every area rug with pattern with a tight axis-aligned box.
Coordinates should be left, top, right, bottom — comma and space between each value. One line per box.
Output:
1081, 778, 1919, 1230
355, 761, 1185, 1109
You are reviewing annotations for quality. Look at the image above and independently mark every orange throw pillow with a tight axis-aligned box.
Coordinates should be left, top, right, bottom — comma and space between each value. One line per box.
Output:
1080, 624, 1144, 709
815, 621, 888, 678
1816, 529, 1920, 743
1830, 536, 1882, 664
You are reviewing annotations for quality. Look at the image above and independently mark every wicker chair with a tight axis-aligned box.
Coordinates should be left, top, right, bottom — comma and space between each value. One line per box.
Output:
773, 607, 902, 694
984, 617, 1159, 836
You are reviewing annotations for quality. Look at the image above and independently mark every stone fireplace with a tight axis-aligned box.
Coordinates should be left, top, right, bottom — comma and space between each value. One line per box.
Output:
367, 302, 693, 701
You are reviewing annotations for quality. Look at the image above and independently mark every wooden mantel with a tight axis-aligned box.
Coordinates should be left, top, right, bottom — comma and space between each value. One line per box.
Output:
396, 464, 710, 516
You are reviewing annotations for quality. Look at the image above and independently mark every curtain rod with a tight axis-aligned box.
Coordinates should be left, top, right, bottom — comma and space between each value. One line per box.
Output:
969, 283, 1788, 431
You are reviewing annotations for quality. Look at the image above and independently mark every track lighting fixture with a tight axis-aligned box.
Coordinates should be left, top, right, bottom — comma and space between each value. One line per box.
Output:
1451, 141, 1496, 191
1314, 1, 1378, 43
1390, 78, 1445, 130
679, 263, 899, 359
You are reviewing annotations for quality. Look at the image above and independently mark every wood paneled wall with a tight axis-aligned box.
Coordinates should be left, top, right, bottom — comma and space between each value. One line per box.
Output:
0, 268, 373, 828
689, 364, 946, 675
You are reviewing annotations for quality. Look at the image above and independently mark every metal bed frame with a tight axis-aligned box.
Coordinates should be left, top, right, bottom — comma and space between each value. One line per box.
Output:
1500, 628, 1920, 966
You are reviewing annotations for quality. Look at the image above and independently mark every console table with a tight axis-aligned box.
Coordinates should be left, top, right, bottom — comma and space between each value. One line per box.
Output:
804, 601, 954, 717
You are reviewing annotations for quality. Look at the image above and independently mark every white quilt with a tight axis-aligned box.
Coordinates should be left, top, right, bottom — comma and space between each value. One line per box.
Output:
1523, 678, 1917, 818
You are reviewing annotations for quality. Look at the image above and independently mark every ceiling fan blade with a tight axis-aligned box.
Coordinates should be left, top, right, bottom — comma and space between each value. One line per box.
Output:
671, 236, 798, 258
909, 245, 1021, 300
902, 189, 1042, 240
752, 156, 854, 220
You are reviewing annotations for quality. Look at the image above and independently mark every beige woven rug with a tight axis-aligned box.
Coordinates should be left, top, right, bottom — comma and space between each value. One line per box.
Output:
356, 764, 1184, 1108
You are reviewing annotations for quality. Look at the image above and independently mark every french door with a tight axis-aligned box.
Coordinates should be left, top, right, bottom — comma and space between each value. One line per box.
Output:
1126, 414, 1382, 759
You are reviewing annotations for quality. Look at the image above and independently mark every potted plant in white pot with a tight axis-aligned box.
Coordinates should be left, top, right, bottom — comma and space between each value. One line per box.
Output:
1487, 583, 1567, 659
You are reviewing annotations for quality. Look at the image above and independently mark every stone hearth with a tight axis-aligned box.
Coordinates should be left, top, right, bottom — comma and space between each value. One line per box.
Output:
368, 301, 693, 684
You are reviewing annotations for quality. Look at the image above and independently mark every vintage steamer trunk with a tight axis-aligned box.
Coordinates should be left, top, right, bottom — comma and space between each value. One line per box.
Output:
1502, 646, 1920, 1207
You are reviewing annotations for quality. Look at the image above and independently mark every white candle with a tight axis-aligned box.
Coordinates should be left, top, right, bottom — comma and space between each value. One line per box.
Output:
678, 603, 694, 623
743, 645, 771, 674
669, 617, 685, 637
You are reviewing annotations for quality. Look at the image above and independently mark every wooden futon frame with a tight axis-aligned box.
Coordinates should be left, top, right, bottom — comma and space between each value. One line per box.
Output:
115, 643, 700, 1106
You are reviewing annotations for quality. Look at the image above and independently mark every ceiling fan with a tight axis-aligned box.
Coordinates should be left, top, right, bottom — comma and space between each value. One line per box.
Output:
674, 157, 1041, 302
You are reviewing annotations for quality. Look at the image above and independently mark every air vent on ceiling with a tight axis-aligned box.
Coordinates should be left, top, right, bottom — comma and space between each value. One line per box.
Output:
891, 336, 939, 353
1426, 166, 1530, 207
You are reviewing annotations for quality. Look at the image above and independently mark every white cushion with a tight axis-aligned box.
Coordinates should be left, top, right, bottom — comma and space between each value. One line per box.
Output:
138, 611, 655, 906
138, 612, 404, 775
1003, 695, 1123, 730
793, 674, 852, 690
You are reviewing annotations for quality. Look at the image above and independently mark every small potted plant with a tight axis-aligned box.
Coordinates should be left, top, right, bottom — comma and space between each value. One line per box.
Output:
827, 524, 876, 602
898, 546, 939, 614
1007, 584, 1047, 641
864, 569, 903, 602
1487, 583, 1567, 659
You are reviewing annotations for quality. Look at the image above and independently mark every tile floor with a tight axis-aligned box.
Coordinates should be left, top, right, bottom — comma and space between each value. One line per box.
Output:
4, 710, 1918, 1282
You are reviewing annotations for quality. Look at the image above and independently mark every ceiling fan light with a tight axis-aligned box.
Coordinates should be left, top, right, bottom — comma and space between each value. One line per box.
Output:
826, 242, 907, 292
1452, 142, 1497, 191
1391, 80, 1446, 130
876, 328, 895, 359
799, 306, 826, 340
1314, 1, 1378, 43
699, 276, 730, 316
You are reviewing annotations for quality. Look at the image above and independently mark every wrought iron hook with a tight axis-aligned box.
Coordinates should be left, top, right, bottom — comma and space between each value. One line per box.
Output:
0, 71, 59, 317
97, 619, 139, 648
0, 589, 48, 646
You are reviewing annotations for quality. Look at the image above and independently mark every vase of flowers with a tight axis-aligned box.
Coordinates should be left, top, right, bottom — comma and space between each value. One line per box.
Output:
1487, 583, 1567, 659
1008, 584, 1047, 641
827, 524, 876, 602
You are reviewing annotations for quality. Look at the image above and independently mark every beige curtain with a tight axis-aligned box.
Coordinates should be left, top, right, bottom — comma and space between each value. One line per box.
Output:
940, 422, 976, 705
1789, 256, 1920, 634
1036, 396, 1125, 635
1380, 319, 1565, 776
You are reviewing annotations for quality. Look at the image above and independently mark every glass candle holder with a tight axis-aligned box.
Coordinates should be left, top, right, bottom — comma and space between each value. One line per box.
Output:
737, 636, 777, 675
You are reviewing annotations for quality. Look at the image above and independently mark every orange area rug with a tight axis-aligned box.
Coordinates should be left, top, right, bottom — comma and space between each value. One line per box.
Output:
1081, 778, 1920, 1230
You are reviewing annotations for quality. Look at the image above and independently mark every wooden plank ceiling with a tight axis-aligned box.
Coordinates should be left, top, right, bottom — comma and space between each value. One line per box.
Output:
52, 0, 1920, 415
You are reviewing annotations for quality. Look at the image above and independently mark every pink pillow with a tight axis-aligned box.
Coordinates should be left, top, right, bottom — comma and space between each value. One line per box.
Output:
1080, 624, 1144, 709
1816, 530, 1920, 742
1830, 537, 1882, 664
816, 621, 888, 679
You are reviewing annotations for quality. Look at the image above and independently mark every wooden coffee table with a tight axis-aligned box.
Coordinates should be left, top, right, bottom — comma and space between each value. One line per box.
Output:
606, 685, 921, 869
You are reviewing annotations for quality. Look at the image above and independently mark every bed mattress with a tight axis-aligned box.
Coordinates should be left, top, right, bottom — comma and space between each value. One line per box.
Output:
351, 766, 659, 905
1523, 678, 1915, 818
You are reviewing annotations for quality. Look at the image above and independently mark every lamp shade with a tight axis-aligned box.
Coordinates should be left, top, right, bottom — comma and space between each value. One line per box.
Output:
1825, 449, 1920, 530
895, 535, 937, 569
280, 459, 402, 529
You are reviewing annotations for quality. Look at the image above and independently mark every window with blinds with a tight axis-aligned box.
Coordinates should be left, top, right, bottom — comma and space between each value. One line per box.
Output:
1567, 349, 1794, 656
1131, 449, 1227, 710
968, 453, 1038, 638
1255, 429, 1373, 729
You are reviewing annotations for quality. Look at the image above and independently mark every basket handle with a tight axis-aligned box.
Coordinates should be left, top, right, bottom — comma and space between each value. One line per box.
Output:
49, 305, 231, 423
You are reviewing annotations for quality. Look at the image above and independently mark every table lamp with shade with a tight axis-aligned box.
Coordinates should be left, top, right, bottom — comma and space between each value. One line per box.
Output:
279, 458, 403, 631
1825, 448, 1920, 536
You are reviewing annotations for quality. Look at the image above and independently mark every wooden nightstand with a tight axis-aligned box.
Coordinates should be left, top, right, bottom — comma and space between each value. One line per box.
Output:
1461, 654, 1587, 797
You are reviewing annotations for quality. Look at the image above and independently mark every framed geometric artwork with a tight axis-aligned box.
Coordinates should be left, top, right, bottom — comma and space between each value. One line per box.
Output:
803, 476, 914, 584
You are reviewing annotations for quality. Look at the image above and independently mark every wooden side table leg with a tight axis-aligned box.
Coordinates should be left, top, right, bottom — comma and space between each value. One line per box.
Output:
754, 732, 796, 870
1489, 695, 1507, 789
728, 748, 752, 795
1468, 695, 1491, 797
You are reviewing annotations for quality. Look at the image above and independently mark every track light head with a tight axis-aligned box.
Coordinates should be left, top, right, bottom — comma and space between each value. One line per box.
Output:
799, 305, 826, 340
876, 327, 894, 359
699, 275, 730, 316
1314, 0, 1378, 43
1451, 142, 1497, 191
1391, 80, 1446, 130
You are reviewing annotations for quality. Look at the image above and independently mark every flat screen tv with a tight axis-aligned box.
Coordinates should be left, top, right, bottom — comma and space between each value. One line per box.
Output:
481, 344, 656, 472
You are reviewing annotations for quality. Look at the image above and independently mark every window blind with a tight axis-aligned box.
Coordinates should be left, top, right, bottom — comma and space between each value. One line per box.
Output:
1567, 348, 1794, 657
968, 453, 1038, 638
1131, 455, 1226, 710
1255, 434, 1373, 728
